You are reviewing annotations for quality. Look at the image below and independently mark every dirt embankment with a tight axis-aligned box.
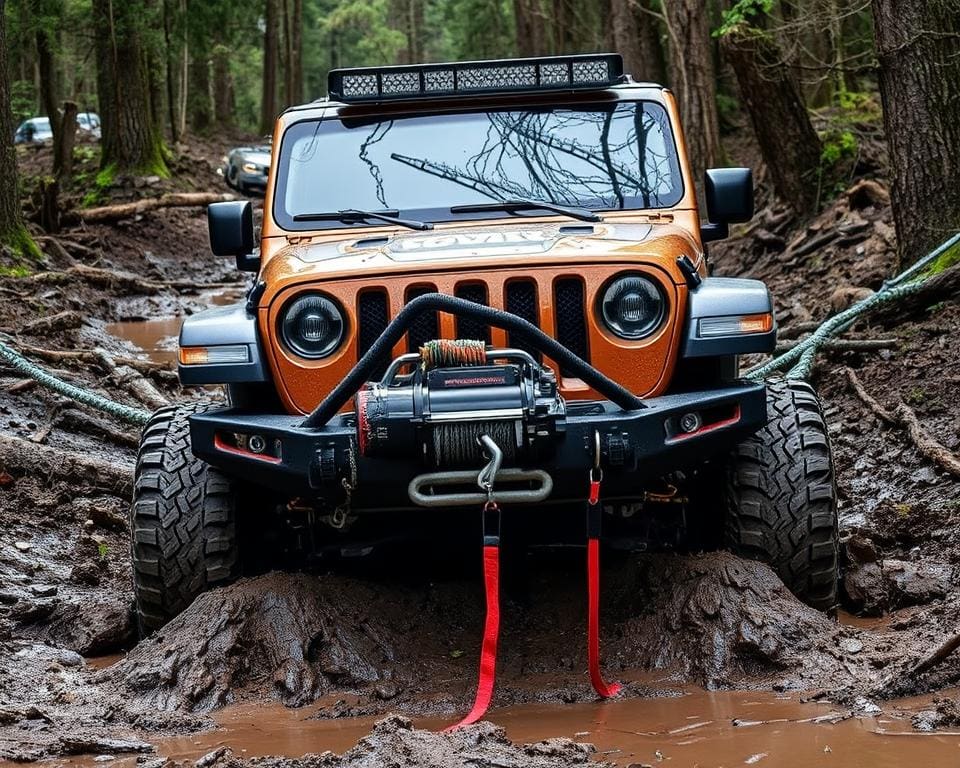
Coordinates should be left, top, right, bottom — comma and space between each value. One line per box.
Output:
1, 137, 959, 766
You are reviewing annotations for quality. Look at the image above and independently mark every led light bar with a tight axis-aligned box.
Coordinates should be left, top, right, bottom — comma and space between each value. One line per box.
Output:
328, 54, 624, 103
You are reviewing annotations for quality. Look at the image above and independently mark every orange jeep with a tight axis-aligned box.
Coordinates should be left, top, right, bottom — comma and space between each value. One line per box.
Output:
130, 54, 839, 636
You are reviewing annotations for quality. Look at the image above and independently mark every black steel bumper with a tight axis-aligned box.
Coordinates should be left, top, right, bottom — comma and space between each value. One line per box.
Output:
189, 380, 767, 510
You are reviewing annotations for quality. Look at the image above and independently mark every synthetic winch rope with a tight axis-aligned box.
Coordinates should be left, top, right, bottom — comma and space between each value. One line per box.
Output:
0, 340, 152, 426
420, 338, 486, 368
746, 231, 960, 382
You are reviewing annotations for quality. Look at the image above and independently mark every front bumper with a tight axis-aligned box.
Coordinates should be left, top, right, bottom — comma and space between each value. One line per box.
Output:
190, 380, 767, 510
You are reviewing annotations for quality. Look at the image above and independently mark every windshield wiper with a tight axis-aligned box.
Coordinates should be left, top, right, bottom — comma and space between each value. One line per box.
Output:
450, 198, 603, 223
293, 208, 433, 231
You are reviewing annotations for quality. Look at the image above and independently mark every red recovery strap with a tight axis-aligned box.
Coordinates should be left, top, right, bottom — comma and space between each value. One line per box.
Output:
587, 475, 622, 698
446, 504, 501, 730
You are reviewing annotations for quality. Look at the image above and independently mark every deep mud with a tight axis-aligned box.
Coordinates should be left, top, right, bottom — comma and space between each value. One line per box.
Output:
1, 137, 959, 765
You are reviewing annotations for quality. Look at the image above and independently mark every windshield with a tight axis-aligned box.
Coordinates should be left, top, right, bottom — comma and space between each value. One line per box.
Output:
274, 100, 683, 230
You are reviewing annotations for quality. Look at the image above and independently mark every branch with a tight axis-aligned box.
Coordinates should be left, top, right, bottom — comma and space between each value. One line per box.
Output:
64, 192, 237, 224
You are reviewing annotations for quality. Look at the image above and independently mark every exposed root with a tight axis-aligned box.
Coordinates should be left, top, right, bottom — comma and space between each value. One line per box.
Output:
843, 367, 960, 477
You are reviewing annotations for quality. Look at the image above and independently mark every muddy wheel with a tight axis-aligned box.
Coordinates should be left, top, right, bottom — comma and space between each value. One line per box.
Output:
723, 379, 839, 612
130, 401, 238, 634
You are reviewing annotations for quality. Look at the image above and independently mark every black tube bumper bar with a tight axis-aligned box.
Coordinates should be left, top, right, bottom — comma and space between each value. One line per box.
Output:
190, 380, 767, 509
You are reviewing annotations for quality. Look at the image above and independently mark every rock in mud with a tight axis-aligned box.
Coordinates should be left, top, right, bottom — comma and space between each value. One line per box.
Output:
222, 715, 604, 768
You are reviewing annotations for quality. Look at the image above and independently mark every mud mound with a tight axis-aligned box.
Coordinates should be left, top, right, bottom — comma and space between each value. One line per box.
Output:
104, 572, 410, 713
223, 715, 604, 768
102, 553, 866, 720
608, 553, 852, 689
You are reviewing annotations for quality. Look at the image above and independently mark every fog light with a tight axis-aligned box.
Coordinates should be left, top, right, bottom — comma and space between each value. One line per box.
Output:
247, 434, 267, 454
679, 412, 702, 434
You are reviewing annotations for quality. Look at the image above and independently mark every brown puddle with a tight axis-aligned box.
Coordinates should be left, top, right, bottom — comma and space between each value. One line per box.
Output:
45, 687, 960, 768
105, 288, 243, 366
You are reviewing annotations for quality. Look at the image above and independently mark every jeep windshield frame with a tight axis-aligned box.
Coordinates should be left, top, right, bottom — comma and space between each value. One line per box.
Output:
272, 97, 685, 231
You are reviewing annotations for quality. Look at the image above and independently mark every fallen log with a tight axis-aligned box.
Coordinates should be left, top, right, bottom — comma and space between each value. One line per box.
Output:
0, 433, 133, 496
95, 348, 169, 410
65, 192, 237, 224
19, 264, 239, 295
870, 261, 960, 326
843, 367, 960, 478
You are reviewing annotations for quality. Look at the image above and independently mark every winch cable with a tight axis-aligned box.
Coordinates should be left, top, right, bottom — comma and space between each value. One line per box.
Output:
302, 293, 643, 428
586, 466, 622, 698
447, 439, 503, 730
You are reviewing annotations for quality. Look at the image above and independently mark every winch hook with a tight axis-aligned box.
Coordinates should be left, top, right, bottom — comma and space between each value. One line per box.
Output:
476, 434, 503, 508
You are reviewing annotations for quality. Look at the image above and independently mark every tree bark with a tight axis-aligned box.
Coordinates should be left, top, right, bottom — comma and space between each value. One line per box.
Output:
52, 100, 78, 181
871, 0, 960, 267
513, 0, 545, 57
607, 0, 666, 84
662, 0, 722, 187
722, 26, 822, 215
91, 0, 168, 176
0, 0, 37, 258
260, 0, 279, 135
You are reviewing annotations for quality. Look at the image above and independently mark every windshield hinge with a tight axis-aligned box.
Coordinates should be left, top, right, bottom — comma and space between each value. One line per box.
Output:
286, 235, 315, 246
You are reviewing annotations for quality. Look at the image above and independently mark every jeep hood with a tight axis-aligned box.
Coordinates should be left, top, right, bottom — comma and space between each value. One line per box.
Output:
260, 221, 701, 292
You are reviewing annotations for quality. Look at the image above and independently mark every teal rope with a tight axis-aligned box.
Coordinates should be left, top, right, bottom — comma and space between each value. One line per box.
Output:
746, 231, 960, 382
0, 340, 152, 426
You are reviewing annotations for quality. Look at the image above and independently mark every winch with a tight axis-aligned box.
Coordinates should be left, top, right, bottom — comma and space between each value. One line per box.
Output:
354, 339, 566, 467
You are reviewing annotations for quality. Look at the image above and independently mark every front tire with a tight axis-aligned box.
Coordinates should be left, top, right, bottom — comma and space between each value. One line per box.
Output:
723, 379, 839, 612
130, 402, 238, 633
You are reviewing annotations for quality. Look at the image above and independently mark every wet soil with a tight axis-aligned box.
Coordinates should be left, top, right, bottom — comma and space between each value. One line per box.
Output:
1, 137, 959, 766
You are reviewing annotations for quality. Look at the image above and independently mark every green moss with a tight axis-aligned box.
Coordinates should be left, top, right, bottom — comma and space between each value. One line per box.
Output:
0, 224, 42, 266
924, 241, 960, 276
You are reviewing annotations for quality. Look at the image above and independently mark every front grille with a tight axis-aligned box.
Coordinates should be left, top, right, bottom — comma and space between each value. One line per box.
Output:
554, 278, 589, 375
405, 285, 440, 352
454, 283, 490, 343
505, 280, 541, 362
352, 275, 595, 377
357, 289, 389, 378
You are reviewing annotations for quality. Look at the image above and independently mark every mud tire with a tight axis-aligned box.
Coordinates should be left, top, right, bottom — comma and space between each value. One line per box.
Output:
131, 401, 238, 634
723, 379, 839, 612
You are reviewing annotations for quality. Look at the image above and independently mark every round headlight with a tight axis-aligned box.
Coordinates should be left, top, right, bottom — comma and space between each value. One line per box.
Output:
599, 274, 664, 340
280, 294, 345, 359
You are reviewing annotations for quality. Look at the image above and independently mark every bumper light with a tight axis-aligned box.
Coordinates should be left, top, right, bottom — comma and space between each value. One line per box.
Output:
698, 313, 773, 338
179, 345, 250, 365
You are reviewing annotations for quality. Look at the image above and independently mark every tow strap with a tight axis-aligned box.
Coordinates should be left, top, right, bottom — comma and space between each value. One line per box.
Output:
448, 466, 620, 729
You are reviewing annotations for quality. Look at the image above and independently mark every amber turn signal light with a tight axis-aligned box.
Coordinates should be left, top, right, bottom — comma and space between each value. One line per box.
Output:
697, 313, 773, 338
179, 345, 249, 365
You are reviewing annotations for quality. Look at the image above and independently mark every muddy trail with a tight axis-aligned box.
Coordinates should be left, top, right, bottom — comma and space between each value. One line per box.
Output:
1, 140, 959, 766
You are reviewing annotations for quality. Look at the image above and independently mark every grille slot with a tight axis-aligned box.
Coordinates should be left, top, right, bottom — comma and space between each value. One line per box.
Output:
405, 285, 440, 352
554, 278, 589, 375
454, 283, 490, 343
505, 280, 541, 362
357, 290, 390, 379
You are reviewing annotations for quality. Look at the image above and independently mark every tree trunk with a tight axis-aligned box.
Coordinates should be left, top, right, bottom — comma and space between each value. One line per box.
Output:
92, 0, 168, 176
187, 48, 211, 133
872, 0, 960, 267
290, 0, 303, 103
260, 0, 279, 135
212, 43, 234, 131
722, 27, 822, 215
0, 0, 37, 259
662, 0, 722, 187
513, 0, 545, 57
53, 100, 78, 181
162, 0, 180, 143
35, 20, 59, 144
607, 0, 666, 84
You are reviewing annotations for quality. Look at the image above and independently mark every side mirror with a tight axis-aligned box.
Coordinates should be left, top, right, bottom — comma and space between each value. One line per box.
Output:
701, 168, 754, 242
208, 200, 258, 272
